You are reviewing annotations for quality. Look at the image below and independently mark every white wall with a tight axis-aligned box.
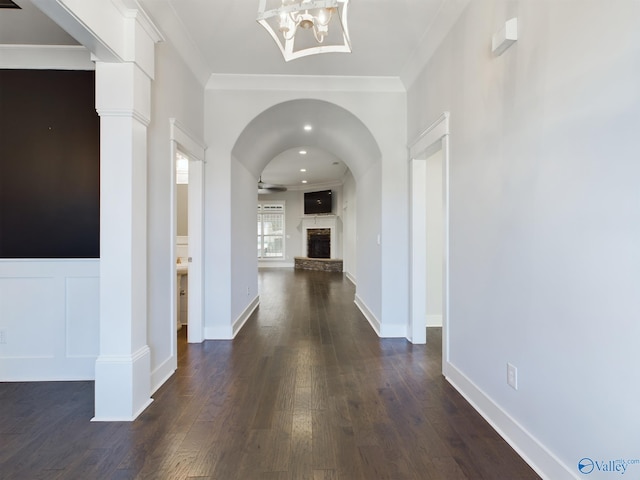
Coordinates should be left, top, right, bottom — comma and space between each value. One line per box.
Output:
230, 158, 259, 334
354, 162, 382, 330
407, 1, 640, 478
147, 39, 204, 390
342, 170, 357, 282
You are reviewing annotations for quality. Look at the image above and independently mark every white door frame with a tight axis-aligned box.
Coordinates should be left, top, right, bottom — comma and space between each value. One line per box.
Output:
408, 112, 450, 367
170, 119, 206, 345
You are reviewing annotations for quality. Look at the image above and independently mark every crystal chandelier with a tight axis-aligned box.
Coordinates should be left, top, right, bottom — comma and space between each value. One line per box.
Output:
257, 0, 351, 62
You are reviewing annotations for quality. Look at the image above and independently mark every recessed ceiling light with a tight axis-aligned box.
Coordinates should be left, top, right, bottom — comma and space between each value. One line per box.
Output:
303, 125, 312, 131
299, 150, 307, 155
302, 180, 308, 184
332, 161, 340, 165
300, 168, 306, 172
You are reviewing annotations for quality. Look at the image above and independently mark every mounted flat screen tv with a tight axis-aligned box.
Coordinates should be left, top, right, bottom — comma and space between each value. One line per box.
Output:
304, 189, 333, 215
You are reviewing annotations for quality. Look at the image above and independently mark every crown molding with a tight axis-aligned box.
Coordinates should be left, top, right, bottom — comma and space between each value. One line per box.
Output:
0, 44, 94, 70
206, 74, 406, 93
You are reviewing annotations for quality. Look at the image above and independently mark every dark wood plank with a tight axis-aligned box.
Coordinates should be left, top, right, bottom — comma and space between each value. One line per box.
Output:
0, 269, 539, 479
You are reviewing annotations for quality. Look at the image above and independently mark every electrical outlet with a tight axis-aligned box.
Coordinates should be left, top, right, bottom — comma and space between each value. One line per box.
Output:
0, 329, 6, 345
507, 363, 518, 390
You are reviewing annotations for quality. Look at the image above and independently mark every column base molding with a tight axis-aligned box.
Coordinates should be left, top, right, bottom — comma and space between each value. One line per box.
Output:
92, 345, 152, 421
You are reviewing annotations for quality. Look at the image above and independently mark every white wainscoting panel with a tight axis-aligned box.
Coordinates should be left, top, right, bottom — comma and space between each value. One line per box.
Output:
0, 260, 100, 381
66, 276, 100, 358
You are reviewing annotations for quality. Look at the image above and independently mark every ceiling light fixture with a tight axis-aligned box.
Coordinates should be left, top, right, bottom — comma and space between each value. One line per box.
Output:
299, 150, 307, 155
257, 0, 351, 62
303, 125, 312, 131
302, 180, 308, 184
300, 168, 307, 172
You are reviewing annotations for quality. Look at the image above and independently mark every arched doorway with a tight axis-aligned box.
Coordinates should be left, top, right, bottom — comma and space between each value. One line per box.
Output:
226, 98, 383, 334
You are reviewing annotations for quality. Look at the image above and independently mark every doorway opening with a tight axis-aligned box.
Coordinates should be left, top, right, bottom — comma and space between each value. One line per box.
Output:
170, 119, 205, 350
409, 112, 450, 368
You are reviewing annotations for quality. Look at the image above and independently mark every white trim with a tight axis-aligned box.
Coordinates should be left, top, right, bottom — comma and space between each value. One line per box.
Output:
409, 157, 427, 344
133, 1, 210, 86
169, 120, 206, 345
115, 1, 165, 44
445, 364, 575, 480
258, 261, 294, 269
186, 158, 204, 344
354, 294, 380, 335
345, 271, 356, 285
204, 325, 233, 340
150, 355, 176, 395
408, 112, 450, 366
379, 323, 408, 338
232, 295, 260, 337
426, 314, 443, 327
409, 112, 450, 156
206, 74, 405, 92
91, 398, 153, 423
92, 345, 152, 421
95, 108, 151, 127
0, 45, 94, 70
170, 118, 206, 162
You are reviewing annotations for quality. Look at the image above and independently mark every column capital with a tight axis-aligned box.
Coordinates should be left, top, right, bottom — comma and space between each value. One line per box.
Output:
95, 62, 151, 126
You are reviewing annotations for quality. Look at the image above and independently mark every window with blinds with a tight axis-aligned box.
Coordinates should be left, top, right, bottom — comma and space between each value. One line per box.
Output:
258, 203, 285, 258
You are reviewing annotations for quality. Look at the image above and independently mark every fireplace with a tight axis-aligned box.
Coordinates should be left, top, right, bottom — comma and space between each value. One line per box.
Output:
300, 214, 338, 259
307, 228, 331, 259
296, 215, 342, 271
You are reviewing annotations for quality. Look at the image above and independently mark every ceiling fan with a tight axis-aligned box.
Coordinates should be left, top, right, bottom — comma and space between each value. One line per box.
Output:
258, 176, 287, 194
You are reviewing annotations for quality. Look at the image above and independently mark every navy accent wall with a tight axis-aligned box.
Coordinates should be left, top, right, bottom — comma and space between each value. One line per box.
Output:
0, 69, 100, 258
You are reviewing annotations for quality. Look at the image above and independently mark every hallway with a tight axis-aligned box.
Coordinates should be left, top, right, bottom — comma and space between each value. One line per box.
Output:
0, 269, 538, 479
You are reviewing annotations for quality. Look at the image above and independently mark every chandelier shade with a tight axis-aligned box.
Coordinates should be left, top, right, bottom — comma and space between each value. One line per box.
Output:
257, 0, 351, 62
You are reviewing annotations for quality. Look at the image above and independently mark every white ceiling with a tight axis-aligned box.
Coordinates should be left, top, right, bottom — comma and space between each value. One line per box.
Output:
149, 0, 446, 78
3, 0, 468, 190
261, 147, 347, 190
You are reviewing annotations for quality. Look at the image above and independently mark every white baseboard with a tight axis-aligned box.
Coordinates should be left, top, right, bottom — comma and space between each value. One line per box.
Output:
445, 362, 575, 480
354, 294, 380, 336
204, 325, 233, 340
232, 295, 259, 337
91, 398, 153, 422
204, 295, 260, 340
345, 271, 356, 285
150, 354, 176, 395
427, 314, 443, 327
259, 262, 294, 269
380, 323, 408, 338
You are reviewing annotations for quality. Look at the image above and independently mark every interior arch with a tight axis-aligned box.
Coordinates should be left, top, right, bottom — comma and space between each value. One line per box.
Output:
231, 99, 382, 182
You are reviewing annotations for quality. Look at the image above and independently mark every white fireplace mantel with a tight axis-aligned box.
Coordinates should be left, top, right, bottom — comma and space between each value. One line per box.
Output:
301, 215, 338, 259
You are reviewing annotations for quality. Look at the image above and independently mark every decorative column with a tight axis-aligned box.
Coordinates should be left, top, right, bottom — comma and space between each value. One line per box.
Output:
93, 61, 153, 420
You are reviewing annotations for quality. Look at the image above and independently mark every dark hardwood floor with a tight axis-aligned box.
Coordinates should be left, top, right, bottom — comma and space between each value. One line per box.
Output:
0, 269, 539, 479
